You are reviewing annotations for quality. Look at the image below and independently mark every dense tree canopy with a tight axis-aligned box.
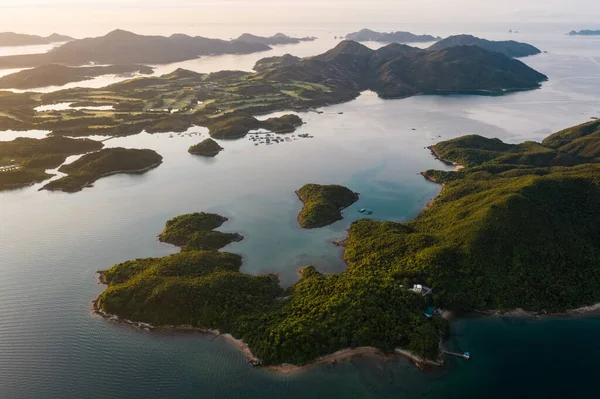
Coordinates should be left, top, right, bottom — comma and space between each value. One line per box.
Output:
296, 184, 358, 228
98, 119, 600, 366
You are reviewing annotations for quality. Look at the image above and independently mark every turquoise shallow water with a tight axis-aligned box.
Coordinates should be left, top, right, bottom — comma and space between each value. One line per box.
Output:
1, 28, 600, 398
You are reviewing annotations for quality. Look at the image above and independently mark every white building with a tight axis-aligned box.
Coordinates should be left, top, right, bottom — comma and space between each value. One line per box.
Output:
411, 284, 423, 293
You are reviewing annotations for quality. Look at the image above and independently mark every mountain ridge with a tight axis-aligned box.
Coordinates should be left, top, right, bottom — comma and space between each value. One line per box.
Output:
428, 34, 542, 58
262, 40, 548, 99
345, 29, 440, 43
0, 32, 74, 47
235, 33, 316, 45
0, 29, 271, 68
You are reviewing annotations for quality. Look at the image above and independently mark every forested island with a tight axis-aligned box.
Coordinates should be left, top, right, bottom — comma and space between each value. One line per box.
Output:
0, 40, 547, 142
0, 32, 73, 47
42, 147, 162, 192
159, 212, 243, 251
428, 34, 542, 58
96, 118, 600, 369
234, 33, 316, 45
0, 64, 154, 89
346, 29, 440, 43
296, 184, 359, 228
568, 30, 600, 36
188, 138, 223, 157
207, 114, 303, 139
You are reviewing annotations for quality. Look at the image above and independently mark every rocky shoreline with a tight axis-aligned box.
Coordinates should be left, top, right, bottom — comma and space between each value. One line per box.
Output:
472, 302, 600, 318
421, 145, 464, 208
93, 270, 442, 373
427, 145, 464, 170
90, 142, 600, 375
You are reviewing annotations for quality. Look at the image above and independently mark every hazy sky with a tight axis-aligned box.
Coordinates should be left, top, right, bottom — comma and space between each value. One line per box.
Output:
1, 0, 599, 36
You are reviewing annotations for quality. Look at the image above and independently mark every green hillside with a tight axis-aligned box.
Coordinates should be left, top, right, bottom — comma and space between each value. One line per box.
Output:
97, 119, 600, 367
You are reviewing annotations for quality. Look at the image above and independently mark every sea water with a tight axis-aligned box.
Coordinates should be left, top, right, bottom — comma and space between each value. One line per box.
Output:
1, 25, 600, 398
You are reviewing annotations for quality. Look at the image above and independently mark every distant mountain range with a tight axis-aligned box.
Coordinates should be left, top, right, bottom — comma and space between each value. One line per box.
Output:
568, 30, 600, 36
345, 29, 440, 43
0, 32, 74, 47
428, 35, 541, 58
261, 40, 548, 99
0, 29, 272, 68
234, 33, 316, 46
344, 31, 541, 58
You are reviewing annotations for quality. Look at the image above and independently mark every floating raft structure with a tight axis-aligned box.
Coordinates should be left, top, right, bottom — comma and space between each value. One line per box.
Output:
358, 208, 373, 215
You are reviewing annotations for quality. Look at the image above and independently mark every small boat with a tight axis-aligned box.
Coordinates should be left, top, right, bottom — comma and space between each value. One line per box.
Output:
358, 208, 373, 215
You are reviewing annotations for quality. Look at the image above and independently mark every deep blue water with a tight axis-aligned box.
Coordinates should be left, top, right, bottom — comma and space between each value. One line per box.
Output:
1, 26, 600, 398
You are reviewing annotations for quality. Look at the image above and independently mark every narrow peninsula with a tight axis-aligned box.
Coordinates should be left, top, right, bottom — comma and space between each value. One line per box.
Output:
296, 184, 359, 228
0, 136, 103, 191
42, 147, 162, 193
0, 64, 154, 89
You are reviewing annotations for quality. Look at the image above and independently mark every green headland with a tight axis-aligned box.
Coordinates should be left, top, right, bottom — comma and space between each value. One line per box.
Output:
97, 211, 449, 366
42, 147, 162, 193
0, 136, 103, 190
96, 118, 600, 369
0, 64, 154, 89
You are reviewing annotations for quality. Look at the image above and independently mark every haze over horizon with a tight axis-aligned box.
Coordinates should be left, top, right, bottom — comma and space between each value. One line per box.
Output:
1, 0, 599, 37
